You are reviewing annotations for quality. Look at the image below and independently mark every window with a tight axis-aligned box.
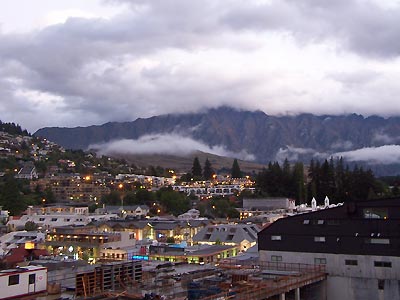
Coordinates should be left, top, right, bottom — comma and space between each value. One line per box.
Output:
8, 275, 19, 286
374, 261, 392, 268
271, 255, 282, 262
314, 236, 326, 242
271, 235, 282, 241
317, 220, 324, 225
227, 235, 234, 241
51, 218, 57, 222
345, 259, 358, 266
39, 218, 45, 221
314, 258, 326, 265
303, 219, 310, 225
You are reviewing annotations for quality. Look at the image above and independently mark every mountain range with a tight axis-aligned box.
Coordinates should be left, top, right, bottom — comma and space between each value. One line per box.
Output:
35, 107, 400, 175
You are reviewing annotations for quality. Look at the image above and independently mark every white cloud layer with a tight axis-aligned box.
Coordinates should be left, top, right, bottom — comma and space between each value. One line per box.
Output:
1, 0, 400, 132
333, 145, 400, 165
89, 134, 255, 161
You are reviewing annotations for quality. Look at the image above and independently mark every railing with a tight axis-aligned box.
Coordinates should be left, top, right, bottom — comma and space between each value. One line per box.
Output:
218, 259, 326, 274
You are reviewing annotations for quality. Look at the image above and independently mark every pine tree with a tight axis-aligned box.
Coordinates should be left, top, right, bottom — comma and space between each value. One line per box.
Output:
191, 157, 203, 180
231, 159, 242, 178
0, 175, 26, 215
203, 158, 214, 180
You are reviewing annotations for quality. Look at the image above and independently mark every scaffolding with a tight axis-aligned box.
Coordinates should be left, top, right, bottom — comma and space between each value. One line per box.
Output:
75, 260, 142, 298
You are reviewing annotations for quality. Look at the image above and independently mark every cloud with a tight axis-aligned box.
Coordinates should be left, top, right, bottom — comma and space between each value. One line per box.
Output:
275, 146, 327, 163
89, 134, 256, 161
1, 0, 400, 132
330, 140, 354, 150
333, 145, 400, 165
372, 133, 400, 144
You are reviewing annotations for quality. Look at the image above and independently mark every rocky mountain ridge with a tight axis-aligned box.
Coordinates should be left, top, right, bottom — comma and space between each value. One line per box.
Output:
35, 107, 400, 175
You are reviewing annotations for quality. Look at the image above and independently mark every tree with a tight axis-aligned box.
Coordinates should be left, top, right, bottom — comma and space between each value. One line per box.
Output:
191, 157, 202, 180
0, 175, 26, 215
123, 191, 137, 205
135, 189, 155, 206
24, 221, 38, 231
43, 187, 56, 204
203, 158, 214, 180
231, 159, 242, 178
101, 191, 122, 205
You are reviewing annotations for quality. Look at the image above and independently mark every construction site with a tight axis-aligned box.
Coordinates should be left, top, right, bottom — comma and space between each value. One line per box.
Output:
71, 259, 327, 300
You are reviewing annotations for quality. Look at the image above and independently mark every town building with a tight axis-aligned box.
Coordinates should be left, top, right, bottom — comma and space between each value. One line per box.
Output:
148, 244, 238, 264
193, 223, 259, 252
45, 226, 136, 263
6, 210, 118, 232
91, 219, 209, 246
15, 162, 38, 180
258, 198, 400, 300
95, 205, 150, 218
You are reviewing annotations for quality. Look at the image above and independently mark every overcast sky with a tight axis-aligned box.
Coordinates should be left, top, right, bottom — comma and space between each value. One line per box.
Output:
1, 0, 400, 132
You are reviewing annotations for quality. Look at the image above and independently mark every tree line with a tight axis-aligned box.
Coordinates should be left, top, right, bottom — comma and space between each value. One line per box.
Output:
256, 158, 388, 205
180, 157, 243, 182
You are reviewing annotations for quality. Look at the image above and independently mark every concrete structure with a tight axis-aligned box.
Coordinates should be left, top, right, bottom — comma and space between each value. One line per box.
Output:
258, 198, 400, 300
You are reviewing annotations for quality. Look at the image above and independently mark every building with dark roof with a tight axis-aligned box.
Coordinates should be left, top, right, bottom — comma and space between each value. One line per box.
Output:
258, 198, 400, 300
194, 224, 259, 252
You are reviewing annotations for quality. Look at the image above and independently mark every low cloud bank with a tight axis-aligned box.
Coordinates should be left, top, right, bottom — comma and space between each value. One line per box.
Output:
89, 134, 255, 161
333, 145, 400, 165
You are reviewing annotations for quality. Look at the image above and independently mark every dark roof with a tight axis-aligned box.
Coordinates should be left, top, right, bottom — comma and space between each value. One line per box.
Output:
258, 198, 400, 256
189, 245, 236, 256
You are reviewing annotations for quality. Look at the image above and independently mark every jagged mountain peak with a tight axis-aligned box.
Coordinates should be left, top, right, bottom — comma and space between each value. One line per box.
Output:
34, 107, 400, 175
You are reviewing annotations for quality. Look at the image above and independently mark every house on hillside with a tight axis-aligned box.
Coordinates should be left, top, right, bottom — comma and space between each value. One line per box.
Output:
15, 162, 38, 180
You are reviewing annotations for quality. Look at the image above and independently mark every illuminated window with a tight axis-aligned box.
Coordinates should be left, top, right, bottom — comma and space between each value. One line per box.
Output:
271, 235, 282, 241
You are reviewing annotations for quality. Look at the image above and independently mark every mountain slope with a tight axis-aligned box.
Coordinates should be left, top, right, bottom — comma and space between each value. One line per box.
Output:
35, 107, 400, 173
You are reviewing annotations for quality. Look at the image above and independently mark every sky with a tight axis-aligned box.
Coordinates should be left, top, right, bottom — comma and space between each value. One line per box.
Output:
1, 0, 400, 133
